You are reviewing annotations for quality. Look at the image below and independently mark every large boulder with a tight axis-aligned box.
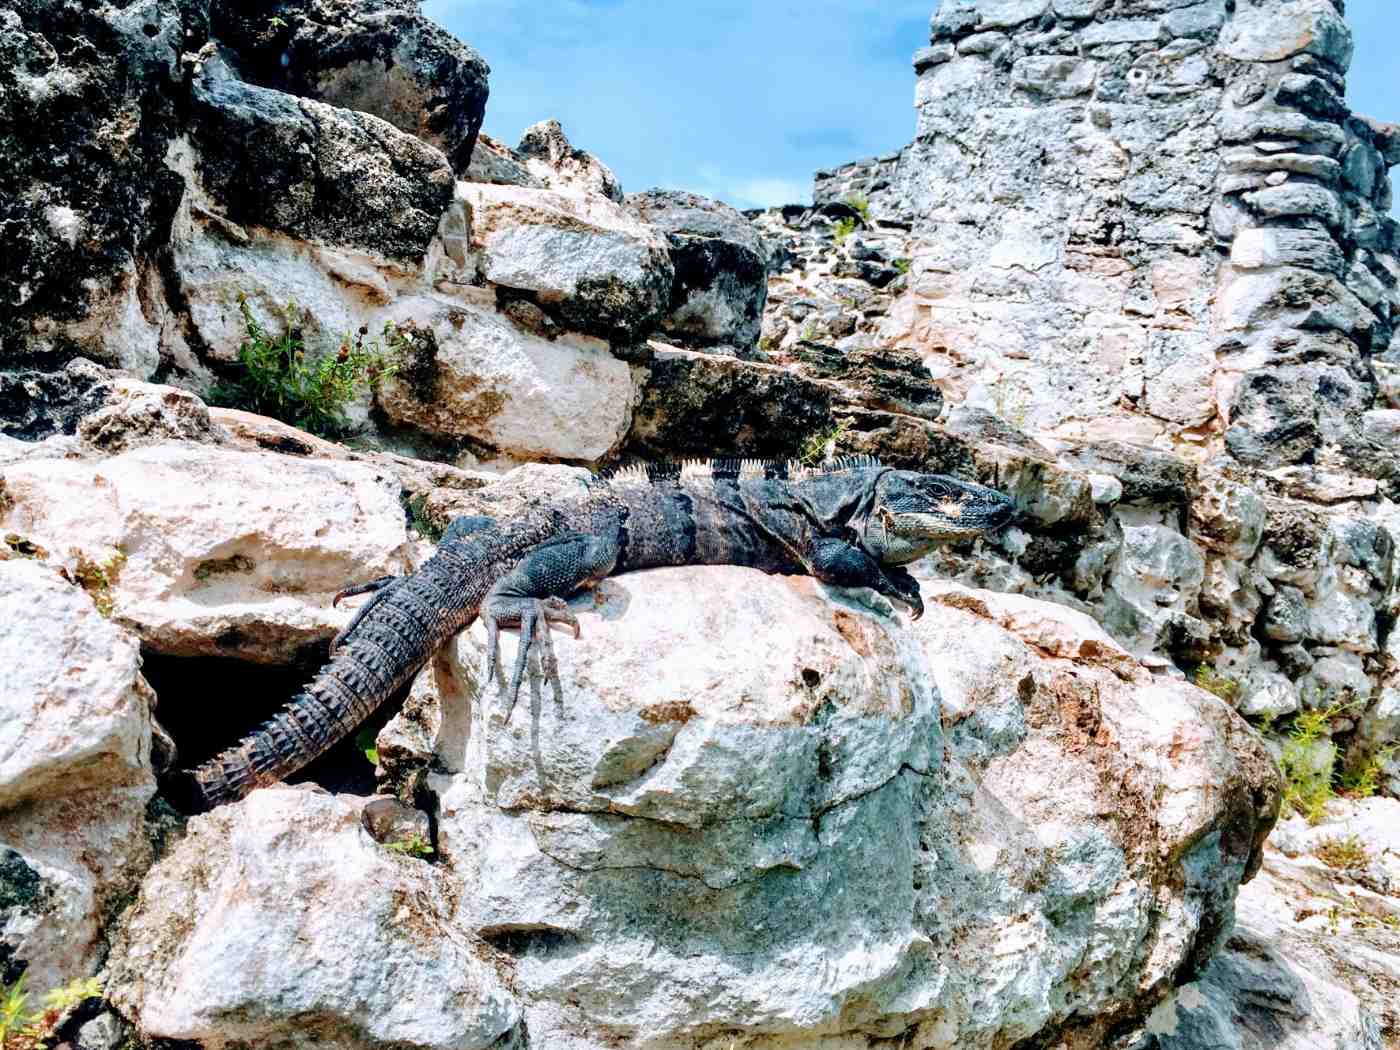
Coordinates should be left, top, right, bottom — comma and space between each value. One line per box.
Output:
0, 560, 157, 993
1147, 798, 1400, 1049
107, 787, 521, 1049
460, 183, 674, 344
373, 297, 638, 463
188, 50, 455, 264
0, 443, 413, 662
626, 189, 769, 354
374, 569, 1274, 1049
209, 0, 491, 173
1, 0, 188, 375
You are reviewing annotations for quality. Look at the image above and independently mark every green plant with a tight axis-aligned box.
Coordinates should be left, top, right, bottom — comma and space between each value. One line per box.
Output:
845, 193, 871, 221
404, 493, 444, 543
268, 15, 288, 29
383, 835, 434, 858
356, 728, 379, 767
893, 257, 911, 275
832, 218, 857, 245
1, 974, 103, 1050
800, 419, 853, 466
208, 297, 404, 438
71, 549, 126, 617
1193, 664, 1242, 705
1279, 703, 1348, 825
1314, 834, 1369, 871
1339, 745, 1396, 799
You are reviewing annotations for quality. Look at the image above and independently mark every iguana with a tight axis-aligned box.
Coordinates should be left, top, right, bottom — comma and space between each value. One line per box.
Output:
171, 457, 1016, 811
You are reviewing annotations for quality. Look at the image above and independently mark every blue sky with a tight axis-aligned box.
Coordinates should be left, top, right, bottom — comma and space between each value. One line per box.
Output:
424, 0, 1397, 213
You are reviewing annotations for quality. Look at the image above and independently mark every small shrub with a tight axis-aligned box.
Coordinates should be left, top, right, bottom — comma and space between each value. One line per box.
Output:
383, 835, 434, 858
845, 194, 871, 221
1193, 664, 1242, 705
831, 218, 857, 245
208, 296, 404, 438
1314, 834, 1369, 871
1, 974, 103, 1050
893, 257, 911, 275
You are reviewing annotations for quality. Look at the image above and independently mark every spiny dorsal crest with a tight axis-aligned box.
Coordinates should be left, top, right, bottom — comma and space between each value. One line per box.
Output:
602, 455, 884, 485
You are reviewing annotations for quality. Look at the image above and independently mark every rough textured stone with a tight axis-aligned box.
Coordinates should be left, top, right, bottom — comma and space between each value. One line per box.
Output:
210, 0, 491, 172
375, 570, 1280, 1049
0, 443, 412, 662
462, 183, 673, 343
626, 190, 768, 352
188, 51, 455, 264
516, 119, 624, 202
107, 788, 521, 1050
374, 298, 636, 463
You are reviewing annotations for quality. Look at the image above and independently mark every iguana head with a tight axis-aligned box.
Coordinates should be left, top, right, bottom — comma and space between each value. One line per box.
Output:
864, 471, 1016, 565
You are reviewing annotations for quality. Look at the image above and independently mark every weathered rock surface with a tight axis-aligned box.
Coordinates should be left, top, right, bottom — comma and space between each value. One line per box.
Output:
461, 182, 674, 344
209, 0, 491, 172
626, 190, 769, 353
516, 118, 624, 202
369, 570, 1277, 1049
0, 443, 412, 662
1146, 798, 1400, 1049
0, 561, 157, 995
107, 788, 521, 1050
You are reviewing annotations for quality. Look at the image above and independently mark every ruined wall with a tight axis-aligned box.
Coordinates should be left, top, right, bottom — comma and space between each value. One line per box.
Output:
880, 0, 1397, 468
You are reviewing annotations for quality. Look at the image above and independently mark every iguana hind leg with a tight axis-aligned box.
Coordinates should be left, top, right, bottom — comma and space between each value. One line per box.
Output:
482, 529, 619, 720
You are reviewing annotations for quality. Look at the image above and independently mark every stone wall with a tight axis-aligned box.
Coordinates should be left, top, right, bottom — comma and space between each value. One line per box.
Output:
751, 0, 1400, 794
881, 0, 1396, 464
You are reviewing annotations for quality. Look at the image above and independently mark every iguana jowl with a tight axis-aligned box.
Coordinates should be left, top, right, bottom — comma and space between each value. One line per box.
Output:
175, 458, 1016, 811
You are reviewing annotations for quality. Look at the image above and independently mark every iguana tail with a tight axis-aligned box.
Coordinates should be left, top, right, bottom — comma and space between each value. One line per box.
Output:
169, 505, 585, 811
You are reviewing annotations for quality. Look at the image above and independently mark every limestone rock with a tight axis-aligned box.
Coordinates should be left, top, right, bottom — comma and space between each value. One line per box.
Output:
380, 569, 1277, 1049
210, 0, 491, 172
0, 561, 153, 808
0, 562, 157, 993
462, 183, 673, 343
1148, 800, 1400, 1048
189, 51, 455, 264
626, 190, 769, 353
0, 443, 412, 662
516, 119, 624, 202
373, 299, 636, 463
106, 788, 521, 1050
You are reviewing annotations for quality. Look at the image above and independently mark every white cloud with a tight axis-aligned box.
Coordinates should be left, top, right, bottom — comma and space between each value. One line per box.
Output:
691, 167, 811, 210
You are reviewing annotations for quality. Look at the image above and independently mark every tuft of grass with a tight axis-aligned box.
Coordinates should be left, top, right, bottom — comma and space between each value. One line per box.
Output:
383, 835, 434, 859
832, 218, 857, 245
1314, 834, 1369, 871
1, 974, 103, 1050
800, 419, 853, 466
208, 296, 405, 438
1193, 664, 1242, 705
1339, 745, 1396, 799
1280, 703, 1351, 825
71, 549, 126, 617
846, 193, 871, 221
893, 257, 911, 275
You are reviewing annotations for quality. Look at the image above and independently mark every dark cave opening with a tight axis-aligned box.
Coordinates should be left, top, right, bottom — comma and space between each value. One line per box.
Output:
141, 644, 406, 813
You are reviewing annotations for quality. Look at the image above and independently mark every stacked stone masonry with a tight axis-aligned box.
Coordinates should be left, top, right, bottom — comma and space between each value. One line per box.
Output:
750, 0, 1400, 797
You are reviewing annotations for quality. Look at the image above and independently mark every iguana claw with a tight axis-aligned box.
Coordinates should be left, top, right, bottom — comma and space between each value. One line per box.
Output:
482, 596, 580, 720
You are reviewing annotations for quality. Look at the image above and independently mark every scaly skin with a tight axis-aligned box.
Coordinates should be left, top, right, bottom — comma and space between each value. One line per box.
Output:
174, 458, 1016, 811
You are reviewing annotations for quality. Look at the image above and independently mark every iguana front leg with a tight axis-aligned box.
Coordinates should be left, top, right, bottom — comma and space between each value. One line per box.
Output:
482, 529, 621, 719
809, 538, 924, 620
